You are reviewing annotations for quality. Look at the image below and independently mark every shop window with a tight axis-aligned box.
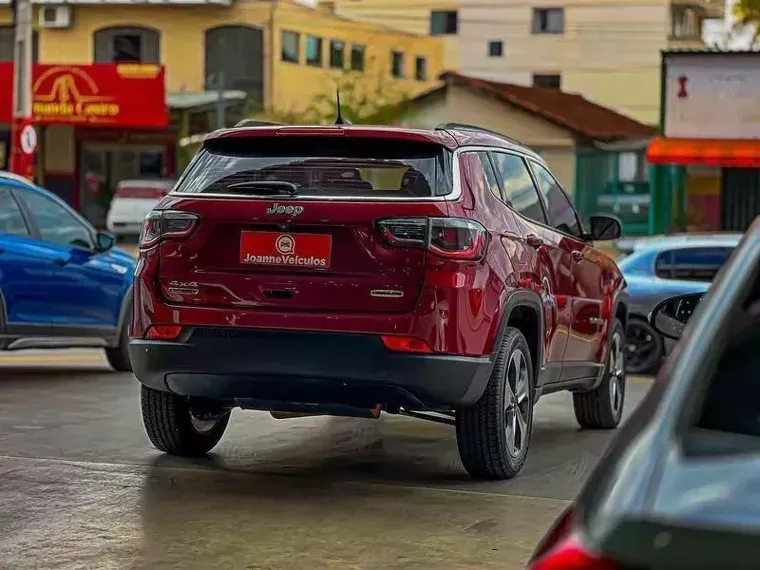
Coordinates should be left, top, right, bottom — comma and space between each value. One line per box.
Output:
350, 44, 365, 71
306, 35, 323, 67
533, 73, 561, 89
281, 30, 300, 63
205, 25, 264, 102
329, 40, 345, 69
415, 56, 427, 81
93, 26, 160, 63
488, 40, 503, 57
0, 26, 39, 62
430, 10, 458, 35
391, 51, 405, 78
532, 8, 564, 34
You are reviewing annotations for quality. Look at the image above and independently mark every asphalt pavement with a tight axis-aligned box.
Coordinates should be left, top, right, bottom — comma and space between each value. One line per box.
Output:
0, 350, 653, 570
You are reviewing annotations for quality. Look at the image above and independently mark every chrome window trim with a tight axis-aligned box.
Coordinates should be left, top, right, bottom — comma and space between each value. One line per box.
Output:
167, 144, 546, 203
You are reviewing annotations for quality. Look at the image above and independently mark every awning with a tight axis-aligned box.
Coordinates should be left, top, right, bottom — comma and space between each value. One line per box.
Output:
647, 138, 760, 168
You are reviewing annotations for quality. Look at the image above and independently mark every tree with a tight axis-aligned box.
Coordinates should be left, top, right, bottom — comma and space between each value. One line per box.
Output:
732, 0, 760, 46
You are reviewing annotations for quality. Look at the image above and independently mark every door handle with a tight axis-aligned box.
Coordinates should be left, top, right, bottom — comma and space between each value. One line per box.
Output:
571, 251, 585, 262
526, 234, 543, 249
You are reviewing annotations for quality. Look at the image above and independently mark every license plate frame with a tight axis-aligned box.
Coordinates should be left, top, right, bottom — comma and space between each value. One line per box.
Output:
239, 231, 333, 269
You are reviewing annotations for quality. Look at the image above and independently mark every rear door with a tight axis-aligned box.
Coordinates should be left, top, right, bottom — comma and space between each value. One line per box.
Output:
157, 134, 453, 314
528, 160, 605, 371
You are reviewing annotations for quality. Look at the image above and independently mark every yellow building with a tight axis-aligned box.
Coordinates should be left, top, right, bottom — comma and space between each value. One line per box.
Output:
320, 0, 460, 70
0, 0, 443, 115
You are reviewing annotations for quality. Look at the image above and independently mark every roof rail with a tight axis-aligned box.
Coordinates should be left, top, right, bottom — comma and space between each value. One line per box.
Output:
234, 119, 285, 127
434, 122, 524, 146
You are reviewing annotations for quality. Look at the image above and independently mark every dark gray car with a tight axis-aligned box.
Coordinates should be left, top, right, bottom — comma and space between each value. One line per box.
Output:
617, 234, 740, 374
526, 223, 760, 570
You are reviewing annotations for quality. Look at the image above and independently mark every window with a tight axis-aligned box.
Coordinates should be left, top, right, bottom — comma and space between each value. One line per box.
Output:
329, 40, 345, 69
350, 44, 365, 71
415, 56, 427, 81
18, 190, 94, 249
391, 51, 405, 78
533, 73, 561, 89
430, 10, 458, 35
492, 153, 546, 223
529, 161, 581, 237
94, 26, 160, 63
655, 247, 734, 282
205, 25, 265, 98
306, 35, 323, 67
0, 188, 29, 236
0, 27, 40, 62
281, 31, 299, 63
532, 8, 564, 34
671, 6, 701, 38
488, 40, 503, 58
476, 152, 501, 201
176, 137, 453, 198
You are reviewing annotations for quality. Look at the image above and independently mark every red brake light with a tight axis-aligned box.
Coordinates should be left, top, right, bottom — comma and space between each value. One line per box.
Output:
381, 335, 433, 353
139, 210, 199, 249
377, 217, 488, 261
145, 325, 183, 340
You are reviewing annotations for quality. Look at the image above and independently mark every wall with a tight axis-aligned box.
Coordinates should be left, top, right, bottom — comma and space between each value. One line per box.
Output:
457, 0, 671, 124
403, 84, 577, 193
327, 0, 459, 70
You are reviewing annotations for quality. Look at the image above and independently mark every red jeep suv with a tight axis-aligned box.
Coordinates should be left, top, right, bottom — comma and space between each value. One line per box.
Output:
130, 123, 628, 480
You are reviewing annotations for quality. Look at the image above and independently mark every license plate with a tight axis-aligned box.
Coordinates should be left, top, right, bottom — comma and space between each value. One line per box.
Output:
239, 231, 332, 269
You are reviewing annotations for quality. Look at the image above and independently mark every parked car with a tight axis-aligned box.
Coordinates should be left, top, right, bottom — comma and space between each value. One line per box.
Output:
130, 123, 628, 480
106, 178, 175, 239
617, 235, 740, 374
614, 231, 744, 256
0, 171, 135, 371
527, 222, 760, 570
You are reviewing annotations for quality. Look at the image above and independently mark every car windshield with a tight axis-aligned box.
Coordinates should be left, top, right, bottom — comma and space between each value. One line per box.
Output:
175, 137, 453, 198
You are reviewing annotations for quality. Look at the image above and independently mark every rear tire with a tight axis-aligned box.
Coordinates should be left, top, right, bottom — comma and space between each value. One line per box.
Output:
105, 307, 132, 372
456, 327, 534, 480
141, 386, 230, 456
573, 318, 626, 429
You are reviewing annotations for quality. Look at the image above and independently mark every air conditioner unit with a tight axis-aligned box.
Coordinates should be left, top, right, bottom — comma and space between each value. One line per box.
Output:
38, 6, 73, 29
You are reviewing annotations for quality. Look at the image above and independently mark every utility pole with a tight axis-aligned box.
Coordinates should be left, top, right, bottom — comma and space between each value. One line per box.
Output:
9, 0, 36, 180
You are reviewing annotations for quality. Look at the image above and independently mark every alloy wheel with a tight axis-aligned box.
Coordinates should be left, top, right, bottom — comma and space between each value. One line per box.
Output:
505, 348, 531, 457
608, 332, 625, 418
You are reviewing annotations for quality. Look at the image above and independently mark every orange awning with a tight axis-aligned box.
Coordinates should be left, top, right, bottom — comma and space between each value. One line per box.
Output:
647, 138, 760, 168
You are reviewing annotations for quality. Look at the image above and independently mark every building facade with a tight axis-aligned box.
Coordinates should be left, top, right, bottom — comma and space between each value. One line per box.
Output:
457, 0, 722, 125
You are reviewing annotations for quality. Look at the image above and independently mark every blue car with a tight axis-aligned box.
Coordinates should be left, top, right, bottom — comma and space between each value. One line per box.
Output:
0, 171, 135, 370
616, 234, 740, 374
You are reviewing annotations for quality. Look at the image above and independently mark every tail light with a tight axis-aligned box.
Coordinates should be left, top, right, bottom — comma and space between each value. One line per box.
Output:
528, 508, 622, 570
139, 211, 199, 249
377, 217, 487, 261
381, 335, 433, 353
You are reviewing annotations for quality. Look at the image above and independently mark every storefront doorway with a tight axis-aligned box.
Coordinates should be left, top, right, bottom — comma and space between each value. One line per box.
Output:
721, 168, 760, 232
79, 144, 166, 227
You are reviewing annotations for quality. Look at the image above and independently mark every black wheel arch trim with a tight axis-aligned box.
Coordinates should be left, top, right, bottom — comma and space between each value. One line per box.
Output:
493, 289, 545, 389
613, 290, 630, 329
115, 284, 134, 345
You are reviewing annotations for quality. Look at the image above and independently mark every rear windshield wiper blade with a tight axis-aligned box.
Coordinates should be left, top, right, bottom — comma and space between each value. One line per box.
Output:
225, 181, 298, 195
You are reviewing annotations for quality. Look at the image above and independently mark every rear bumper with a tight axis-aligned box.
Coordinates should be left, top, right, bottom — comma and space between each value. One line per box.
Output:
129, 328, 493, 410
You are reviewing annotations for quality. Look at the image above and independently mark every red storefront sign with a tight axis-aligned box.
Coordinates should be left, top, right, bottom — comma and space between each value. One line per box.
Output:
0, 63, 167, 128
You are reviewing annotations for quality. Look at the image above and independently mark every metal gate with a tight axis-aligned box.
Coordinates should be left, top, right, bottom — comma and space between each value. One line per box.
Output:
721, 168, 760, 231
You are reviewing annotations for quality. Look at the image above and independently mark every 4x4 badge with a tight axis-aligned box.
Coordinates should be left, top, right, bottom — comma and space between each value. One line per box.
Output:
267, 203, 304, 216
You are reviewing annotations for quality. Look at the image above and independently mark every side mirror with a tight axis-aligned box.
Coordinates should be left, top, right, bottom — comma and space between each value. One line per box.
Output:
649, 292, 705, 340
588, 215, 622, 241
95, 231, 116, 253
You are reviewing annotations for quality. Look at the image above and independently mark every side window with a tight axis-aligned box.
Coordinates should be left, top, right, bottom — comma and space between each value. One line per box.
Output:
476, 152, 501, 201
529, 161, 581, 238
658, 247, 734, 282
18, 190, 94, 250
0, 188, 30, 237
492, 152, 546, 224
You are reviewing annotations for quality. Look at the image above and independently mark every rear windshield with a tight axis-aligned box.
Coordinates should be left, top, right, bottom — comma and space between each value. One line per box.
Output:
175, 137, 453, 198
115, 185, 172, 200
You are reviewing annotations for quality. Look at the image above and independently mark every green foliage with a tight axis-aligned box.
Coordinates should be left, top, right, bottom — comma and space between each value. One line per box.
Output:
733, 0, 760, 45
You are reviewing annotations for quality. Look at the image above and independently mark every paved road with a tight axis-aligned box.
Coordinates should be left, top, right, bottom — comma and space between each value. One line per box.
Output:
0, 350, 653, 570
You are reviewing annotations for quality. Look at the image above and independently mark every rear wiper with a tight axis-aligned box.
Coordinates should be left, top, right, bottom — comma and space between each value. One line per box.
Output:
225, 181, 298, 196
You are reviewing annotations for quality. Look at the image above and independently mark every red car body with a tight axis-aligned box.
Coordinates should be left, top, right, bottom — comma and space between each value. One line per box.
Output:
129, 124, 628, 479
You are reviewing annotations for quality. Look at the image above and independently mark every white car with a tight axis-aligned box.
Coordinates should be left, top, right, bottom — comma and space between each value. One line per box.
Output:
106, 179, 175, 238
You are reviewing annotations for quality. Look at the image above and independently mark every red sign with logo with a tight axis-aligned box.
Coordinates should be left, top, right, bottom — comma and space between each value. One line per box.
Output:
0, 63, 167, 128
239, 231, 333, 269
